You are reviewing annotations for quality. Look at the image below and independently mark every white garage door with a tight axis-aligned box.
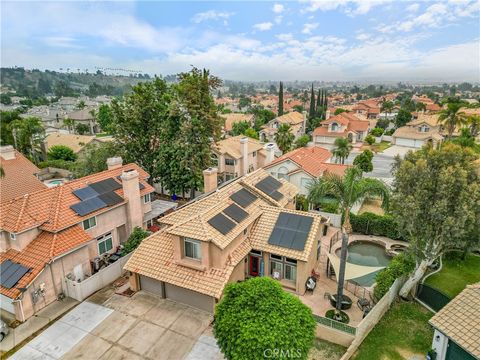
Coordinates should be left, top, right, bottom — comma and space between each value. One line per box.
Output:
395, 138, 423, 148
140, 275, 164, 297
1, 294, 15, 314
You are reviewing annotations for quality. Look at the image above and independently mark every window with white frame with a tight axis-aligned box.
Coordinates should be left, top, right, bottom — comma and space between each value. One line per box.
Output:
97, 232, 113, 255
269, 254, 297, 282
184, 238, 201, 260
225, 158, 235, 166
83, 216, 97, 230
9, 232, 16, 241
143, 193, 151, 203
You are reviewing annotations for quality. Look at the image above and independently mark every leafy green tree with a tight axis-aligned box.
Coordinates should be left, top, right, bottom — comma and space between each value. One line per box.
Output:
332, 137, 352, 164
122, 226, 150, 255
76, 100, 86, 110
214, 277, 316, 360
380, 100, 394, 119
250, 106, 275, 131
244, 127, 259, 139
54, 80, 75, 97
275, 123, 294, 153
334, 108, 347, 115
438, 103, 466, 139
466, 114, 480, 137
308, 167, 390, 314
364, 134, 375, 145
0, 94, 12, 105
294, 134, 310, 149
292, 104, 304, 113
47, 145, 77, 162
75, 123, 90, 135
63, 118, 75, 133
9, 117, 45, 162
97, 104, 113, 133
353, 149, 374, 172
452, 128, 478, 150
370, 127, 384, 137
278, 81, 284, 116
307, 117, 322, 133
0, 110, 20, 146
73, 141, 120, 177
238, 95, 251, 110
395, 109, 412, 128
376, 118, 390, 130
374, 252, 415, 300
231, 121, 250, 136
392, 144, 480, 298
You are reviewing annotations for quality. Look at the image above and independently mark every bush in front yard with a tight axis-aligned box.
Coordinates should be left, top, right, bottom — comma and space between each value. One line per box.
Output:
214, 277, 316, 360
350, 212, 403, 240
121, 226, 150, 255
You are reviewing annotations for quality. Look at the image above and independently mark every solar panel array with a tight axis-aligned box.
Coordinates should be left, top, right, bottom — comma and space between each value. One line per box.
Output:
255, 176, 284, 201
70, 178, 124, 216
0, 260, 31, 289
230, 189, 257, 208
223, 203, 248, 223
268, 212, 314, 251
208, 213, 236, 235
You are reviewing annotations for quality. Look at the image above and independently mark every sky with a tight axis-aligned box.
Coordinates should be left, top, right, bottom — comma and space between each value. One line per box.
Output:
1, 0, 479, 82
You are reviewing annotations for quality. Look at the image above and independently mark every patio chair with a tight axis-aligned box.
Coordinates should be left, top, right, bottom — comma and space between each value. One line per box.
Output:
357, 297, 371, 311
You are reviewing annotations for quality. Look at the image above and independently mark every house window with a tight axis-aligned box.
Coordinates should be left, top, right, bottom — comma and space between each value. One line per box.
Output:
270, 255, 297, 282
211, 153, 219, 167
184, 238, 201, 260
225, 173, 235, 181
252, 151, 257, 157
83, 216, 97, 230
225, 158, 235, 166
9, 232, 16, 241
143, 193, 151, 203
331, 122, 338, 131
419, 125, 430, 133
284, 264, 297, 282
278, 166, 289, 180
97, 232, 113, 255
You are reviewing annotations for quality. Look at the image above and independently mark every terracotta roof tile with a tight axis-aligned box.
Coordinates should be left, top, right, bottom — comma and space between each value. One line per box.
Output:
212, 135, 264, 159
265, 147, 333, 177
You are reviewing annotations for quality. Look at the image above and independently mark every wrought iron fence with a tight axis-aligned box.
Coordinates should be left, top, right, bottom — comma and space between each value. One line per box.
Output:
313, 314, 357, 335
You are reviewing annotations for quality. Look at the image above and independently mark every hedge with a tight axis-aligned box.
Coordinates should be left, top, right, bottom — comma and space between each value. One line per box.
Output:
374, 252, 415, 300
350, 212, 403, 240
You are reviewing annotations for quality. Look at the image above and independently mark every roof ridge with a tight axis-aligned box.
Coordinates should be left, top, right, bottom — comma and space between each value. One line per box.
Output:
49, 232, 58, 258
51, 186, 64, 230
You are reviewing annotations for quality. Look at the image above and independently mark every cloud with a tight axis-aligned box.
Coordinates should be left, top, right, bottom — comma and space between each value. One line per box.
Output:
253, 22, 273, 31
42, 36, 82, 49
302, 23, 319, 34
301, 0, 389, 15
406, 3, 420, 12
272, 4, 285, 13
191, 10, 234, 24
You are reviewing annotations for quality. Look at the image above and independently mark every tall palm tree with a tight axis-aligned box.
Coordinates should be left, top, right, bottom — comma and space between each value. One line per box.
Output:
9, 117, 45, 162
332, 137, 352, 164
308, 166, 390, 317
63, 118, 75, 134
275, 123, 294, 154
438, 103, 466, 139
467, 114, 480, 138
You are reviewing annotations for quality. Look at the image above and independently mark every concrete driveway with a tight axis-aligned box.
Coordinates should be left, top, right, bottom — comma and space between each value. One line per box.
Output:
10, 291, 220, 360
382, 145, 417, 157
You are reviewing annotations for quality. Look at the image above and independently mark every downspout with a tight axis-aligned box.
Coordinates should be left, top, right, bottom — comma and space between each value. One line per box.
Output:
12, 295, 26, 323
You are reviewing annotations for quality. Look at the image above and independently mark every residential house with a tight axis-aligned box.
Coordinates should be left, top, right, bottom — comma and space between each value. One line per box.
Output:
264, 147, 348, 195
0, 146, 46, 203
259, 111, 307, 142
352, 100, 381, 119
45, 133, 114, 154
211, 136, 275, 182
412, 95, 442, 112
392, 114, 444, 148
66, 107, 98, 134
0, 158, 154, 321
313, 112, 371, 148
20, 105, 67, 133
429, 283, 479, 360
221, 113, 255, 133
125, 168, 335, 313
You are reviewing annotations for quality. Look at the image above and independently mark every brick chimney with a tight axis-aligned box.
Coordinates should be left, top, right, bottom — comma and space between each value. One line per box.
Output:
240, 137, 249, 176
107, 157, 123, 170
265, 143, 275, 164
0, 145, 15, 160
121, 169, 143, 234
203, 167, 218, 193
302, 111, 307, 135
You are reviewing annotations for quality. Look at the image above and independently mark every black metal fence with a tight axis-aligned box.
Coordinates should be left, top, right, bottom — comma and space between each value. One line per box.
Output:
416, 283, 451, 312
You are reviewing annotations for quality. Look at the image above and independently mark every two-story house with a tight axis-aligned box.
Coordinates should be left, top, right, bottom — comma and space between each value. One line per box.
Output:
0, 158, 154, 321
259, 111, 307, 142
392, 114, 444, 148
221, 113, 255, 134
264, 147, 348, 195
125, 168, 337, 313
352, 100, 381, 119
313, 112, 371, 148
211, 136, 275, 182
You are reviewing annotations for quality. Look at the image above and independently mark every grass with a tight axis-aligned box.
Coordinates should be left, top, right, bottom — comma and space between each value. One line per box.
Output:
362, 141, 392, 153
425, 251, 480, 298
353, 301, 433, 360
309, 339, 346, 360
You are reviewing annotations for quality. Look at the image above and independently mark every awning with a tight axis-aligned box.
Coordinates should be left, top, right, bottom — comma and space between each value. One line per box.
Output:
144, 199, 178, 221
327, 253, 385, 281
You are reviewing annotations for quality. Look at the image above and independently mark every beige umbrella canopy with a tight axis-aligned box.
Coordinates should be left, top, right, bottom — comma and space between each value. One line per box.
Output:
327, 253, 385, 282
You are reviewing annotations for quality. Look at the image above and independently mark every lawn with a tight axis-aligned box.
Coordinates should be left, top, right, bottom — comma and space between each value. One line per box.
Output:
361, 141, 391, 153
309, 339, 346, 360
424, 252, 480, 298
353, 301, 433, 360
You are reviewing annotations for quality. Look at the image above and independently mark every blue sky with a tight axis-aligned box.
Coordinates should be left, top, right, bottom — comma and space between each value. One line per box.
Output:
1, 1, 479, 81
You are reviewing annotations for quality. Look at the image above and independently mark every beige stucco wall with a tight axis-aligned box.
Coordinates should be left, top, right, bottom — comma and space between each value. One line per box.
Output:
266, 160, 315, 196
9, 227, 41, 252
314, 136, 337, 145
0, 231, 10, 252
227, 259, 246, 284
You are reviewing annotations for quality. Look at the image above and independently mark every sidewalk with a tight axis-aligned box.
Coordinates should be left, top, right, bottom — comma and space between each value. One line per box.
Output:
0, 297, 78, 355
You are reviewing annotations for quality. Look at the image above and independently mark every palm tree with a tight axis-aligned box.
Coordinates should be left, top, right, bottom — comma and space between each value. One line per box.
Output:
9, 117, 45, 163
63, 118, 75, 134
89, 109, 97, 134
275, 123, 294, 154
332, 138, 352, 164
467, 114, 480, 137
307, 167, 390, 317
380, 100, 394, 119
438, 103, 466, 139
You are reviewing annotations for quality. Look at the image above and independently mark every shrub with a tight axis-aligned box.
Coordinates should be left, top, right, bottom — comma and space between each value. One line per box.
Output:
365, 135, 375, 145
370, 127, 384, 137
296, 195, 309, 211
320, 201, 339, 214
47, 145, 77, 162
122, 226, 150, 255
374, 252, 415, 300
350, 212, 402, 240
38, 159, 74, 171
325, 309, 349, 323
385, 128, 395, 136
214, 277, 316, 360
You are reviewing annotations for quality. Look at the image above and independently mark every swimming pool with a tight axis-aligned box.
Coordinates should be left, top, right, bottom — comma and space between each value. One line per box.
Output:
335, 241, 392, 287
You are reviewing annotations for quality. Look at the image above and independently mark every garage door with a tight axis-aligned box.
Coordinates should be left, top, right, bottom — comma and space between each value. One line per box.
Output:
395, 138, 419, 148
164, 283, 214, 313
140, 275, 164, 297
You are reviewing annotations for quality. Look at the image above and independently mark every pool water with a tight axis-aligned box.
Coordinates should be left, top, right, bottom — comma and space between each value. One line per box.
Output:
335, 241, 392, 287
49, 180, 63, 185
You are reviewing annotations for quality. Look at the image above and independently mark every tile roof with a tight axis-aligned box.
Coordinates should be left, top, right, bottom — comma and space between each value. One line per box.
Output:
0, 149, 46, 203
0, 225, 92, 299
408, 114, 441, 127
265, 147, 334, 177
45, 133, 96, 153
392, 126, 444, 141
313, 126, 349, 137
0, 163, 154, 233
212, 136, 265, 159
66, 107, 96, 121
221, 113, 254, 132
429, 283, 480, 358
313, 112, 370, 137
273, 111, 304, 125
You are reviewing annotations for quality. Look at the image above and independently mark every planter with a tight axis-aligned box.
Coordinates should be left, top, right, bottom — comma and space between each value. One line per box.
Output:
329, 294, 353, 310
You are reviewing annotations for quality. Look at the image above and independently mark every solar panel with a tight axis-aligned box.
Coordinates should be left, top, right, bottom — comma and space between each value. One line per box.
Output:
72, 187, 99, 201
70, 196, 107, 216
89, 178, 122, 194
223, 203, 248, 223
208, 213, 236, 235
255, 176, 284, 201
98, 191, 123, 206
268, 212, 314, 251
0, 260, 31, 289
230, 189, 257, 208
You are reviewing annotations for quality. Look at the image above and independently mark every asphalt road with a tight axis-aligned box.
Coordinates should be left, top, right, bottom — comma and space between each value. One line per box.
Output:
343, 151, 397, 182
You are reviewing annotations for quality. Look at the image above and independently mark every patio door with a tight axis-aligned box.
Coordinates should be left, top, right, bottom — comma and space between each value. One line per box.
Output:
249, 255, 260, 277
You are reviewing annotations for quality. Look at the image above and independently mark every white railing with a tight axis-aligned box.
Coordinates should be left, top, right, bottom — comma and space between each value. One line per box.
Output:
64, 253, 132, 301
